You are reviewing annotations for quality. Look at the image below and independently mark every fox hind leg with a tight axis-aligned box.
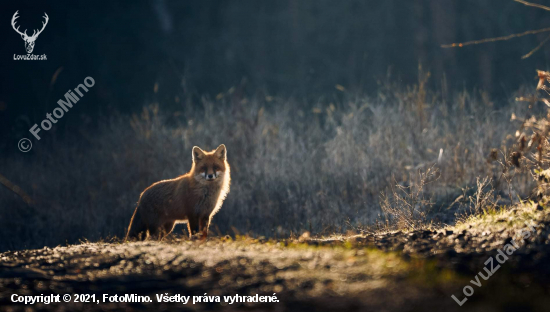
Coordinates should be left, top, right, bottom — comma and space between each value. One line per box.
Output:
160, 221, 176, 239
148, 226, 162, 241
127, 226, 148, 241
126, 206, 149, 241
126, 220, 148, 241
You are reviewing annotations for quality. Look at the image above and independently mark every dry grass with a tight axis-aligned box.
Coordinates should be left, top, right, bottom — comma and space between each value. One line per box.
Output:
379, 167, 438, 230
0, 80, 541, 251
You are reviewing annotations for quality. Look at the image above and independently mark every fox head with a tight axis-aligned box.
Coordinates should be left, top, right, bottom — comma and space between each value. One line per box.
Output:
192, 144, 228, 183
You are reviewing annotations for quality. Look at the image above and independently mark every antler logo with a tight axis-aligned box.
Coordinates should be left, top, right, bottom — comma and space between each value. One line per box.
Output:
11, 10, 49, 54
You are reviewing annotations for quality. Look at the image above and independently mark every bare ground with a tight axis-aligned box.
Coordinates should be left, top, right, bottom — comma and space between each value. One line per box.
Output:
2, 203, 550, 311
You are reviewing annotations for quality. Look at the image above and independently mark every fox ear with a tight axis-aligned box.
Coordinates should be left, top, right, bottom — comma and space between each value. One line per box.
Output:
192, 146, 205, 162
214, 144, 227, 160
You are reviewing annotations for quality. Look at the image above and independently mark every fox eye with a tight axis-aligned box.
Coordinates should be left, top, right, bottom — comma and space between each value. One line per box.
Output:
214, 166, 219, 171
200, 166, 207, 172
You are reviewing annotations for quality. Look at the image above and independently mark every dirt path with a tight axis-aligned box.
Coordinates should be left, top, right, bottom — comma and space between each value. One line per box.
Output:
2, 205, 550, 311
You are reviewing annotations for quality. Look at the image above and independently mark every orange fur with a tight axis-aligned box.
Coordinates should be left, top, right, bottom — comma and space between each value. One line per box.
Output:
125, 144, 230, 240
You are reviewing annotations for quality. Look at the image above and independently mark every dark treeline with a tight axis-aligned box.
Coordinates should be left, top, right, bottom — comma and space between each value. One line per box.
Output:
1, 0, 550, 149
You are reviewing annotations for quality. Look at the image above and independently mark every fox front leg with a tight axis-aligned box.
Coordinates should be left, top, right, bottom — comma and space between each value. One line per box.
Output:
199, 216, 210, 240
187, 217, 199, 238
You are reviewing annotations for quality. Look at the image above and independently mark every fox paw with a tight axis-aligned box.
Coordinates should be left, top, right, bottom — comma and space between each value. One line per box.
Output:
190, 233, 207, 241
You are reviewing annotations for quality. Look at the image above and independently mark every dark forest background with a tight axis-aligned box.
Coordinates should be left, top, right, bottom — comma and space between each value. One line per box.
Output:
1, 0, 550, 148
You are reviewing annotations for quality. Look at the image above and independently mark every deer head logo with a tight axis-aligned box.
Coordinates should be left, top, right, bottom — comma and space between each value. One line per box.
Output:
11, 11, 49, 54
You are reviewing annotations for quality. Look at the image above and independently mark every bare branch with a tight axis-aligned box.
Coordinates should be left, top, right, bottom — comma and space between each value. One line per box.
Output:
522, 34, 550, 59
514, 0, 550, 11
442, 26, 550, 48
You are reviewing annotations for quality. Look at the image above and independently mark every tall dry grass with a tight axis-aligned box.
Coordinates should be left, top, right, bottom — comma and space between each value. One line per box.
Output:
0, 82, 539, 251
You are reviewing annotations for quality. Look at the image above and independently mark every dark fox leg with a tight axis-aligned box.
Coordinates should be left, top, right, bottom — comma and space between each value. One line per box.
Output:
148, 226, 161, 240
199, 216, 210, 239
160, 221, 176, 239
187, 217, 199, 238
126, 221, 148, 241
126, 207, 148, 241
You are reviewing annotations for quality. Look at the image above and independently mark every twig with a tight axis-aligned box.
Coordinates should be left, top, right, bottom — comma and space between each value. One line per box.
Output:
0, 173, 34, 206
522, 34, 550, 59
441, 26, 550, 48
514, 0, 550, 11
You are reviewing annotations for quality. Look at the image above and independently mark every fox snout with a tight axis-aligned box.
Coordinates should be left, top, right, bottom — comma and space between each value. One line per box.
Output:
205, 169, 224, 181
204, 172, 219, 181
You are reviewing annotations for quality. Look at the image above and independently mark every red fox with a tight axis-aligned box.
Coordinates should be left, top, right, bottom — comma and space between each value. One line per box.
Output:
125, 144, 230, 240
